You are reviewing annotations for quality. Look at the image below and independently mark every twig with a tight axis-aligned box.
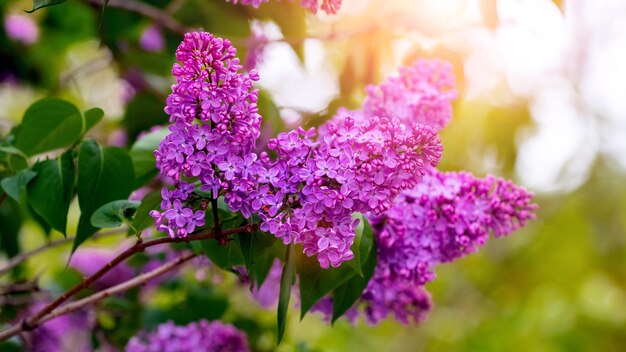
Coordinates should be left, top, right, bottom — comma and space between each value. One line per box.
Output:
0, 223, 257, 341
87, 0, 191, 35
38, 252, 196, 326
0, 228, 127, 276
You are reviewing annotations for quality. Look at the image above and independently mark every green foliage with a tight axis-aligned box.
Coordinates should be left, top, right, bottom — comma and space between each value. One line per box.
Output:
26, 0, 66, 13
91, 199, 140, 228
131, 190, 162, 235
129, 126, 168, 187
297, 217, 376, 319
278, 244, 295, 345
75, 140, 134, 251
27, 150, 75, 236
14, 98, 83, 156
1, 169, 36, 201
239, 230, 279, 288
200, 237, 245, 270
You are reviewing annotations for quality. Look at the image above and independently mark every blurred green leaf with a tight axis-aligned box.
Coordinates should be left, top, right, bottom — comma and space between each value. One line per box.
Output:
83, 107, 104, 133
1, 169, 37, 201
129, 126, 168, 187
26, 0, 66, 13
75, 140, 134, 252
131, 190, 161, 235
278, 244, 295, 345
200, 237, 245, 270
345, 214, 373, 277
0, 197, 22, 259
91, 200, 140, 228
238, 231, 278, 288
26, 150, 75, 236
332, 240, 377, 322
15, 98, 83, 156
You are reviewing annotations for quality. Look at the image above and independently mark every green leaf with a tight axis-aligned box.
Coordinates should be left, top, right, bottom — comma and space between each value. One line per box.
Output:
84, 107, 104, 133
1, 169, 37, 201
0, 146, 27, 160
297, 254, 358, 319
238, 231, 279, 288
131, 190, 161, 235
200, 238, 245, 270
26, 0, 67, 13
0, 197, 22, 259
277, 244, 295, 345
129, 127, 168, 187
74, 140, 134, 252
332, 240, 377, 323
91, 200, 140, 228
345, 214, 374, 277
15, 98, 84, 156
26, 150, 75, 236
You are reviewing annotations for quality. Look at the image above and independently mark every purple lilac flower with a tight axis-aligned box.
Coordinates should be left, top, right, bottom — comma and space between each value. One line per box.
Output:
140, 25, 165, 52
226, 0, 342, 15
244, 23, 269, 71
4, 14, 39, 45
27, 303, 91, 352
253, 116, 442, 268
126, 320, 249, 352
335, 59, 457, 130
69, 247, 135, 289
152, 32, 261, 238
316, 170, 536, 324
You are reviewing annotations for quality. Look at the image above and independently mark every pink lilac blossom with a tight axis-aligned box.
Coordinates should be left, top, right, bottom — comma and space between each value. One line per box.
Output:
316, 170, 536, 324
243, 23, 269, 71
341, 59, 456, 130
252, 116, 442, 268
226, 0, 342, 15
139, 25, 165, 52
3, 14, 39, 45
126, 320, 249, 352
151, 32, 261, 238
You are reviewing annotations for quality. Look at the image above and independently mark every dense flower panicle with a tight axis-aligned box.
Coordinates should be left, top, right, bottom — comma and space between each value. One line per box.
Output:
226, 0, 342, 14
312, 170, 536, 324
152, 32, 262, 238
251, 116, 443, 268
4, 14, 39, 45
362, 59, 457, 130
126, 320, 249, 352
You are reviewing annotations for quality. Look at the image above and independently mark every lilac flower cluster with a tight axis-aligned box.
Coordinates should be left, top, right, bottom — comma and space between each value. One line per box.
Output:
226, 0, 342, 15
3, 14, 39, 45
252, 116, 442, 268
151, 32, 262, 238
336, 59, 456, 130
315, 170, 536, 324
126, 320, 249, 352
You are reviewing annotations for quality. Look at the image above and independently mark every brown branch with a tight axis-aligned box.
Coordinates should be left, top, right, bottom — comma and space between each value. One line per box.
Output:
38, 252, 196, 327
87, 0, 191, 35
0, 223, 257, 341
0, 228, 126, 276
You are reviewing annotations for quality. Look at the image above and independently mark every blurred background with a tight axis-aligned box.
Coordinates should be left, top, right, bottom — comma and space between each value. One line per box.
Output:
1, 0, 625, 350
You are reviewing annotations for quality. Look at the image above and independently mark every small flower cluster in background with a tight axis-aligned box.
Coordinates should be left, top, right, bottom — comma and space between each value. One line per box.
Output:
126, 320, 249, 352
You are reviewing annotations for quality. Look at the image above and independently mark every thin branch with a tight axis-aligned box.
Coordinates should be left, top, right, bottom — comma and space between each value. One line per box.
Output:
0, 223, 257, 341
0, 228, 127, 276
87, 0, 191, 35
39, 252, 196, 326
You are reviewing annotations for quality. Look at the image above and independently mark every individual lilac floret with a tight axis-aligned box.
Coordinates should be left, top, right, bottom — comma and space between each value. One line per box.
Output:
251, 116, 442, 268
4, 14, 39, 45
226, 0, 342, 14
126, 320, 249, 352
152, 32, 261, 238
140, 25, 165, 52
361, 59, 457, 130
